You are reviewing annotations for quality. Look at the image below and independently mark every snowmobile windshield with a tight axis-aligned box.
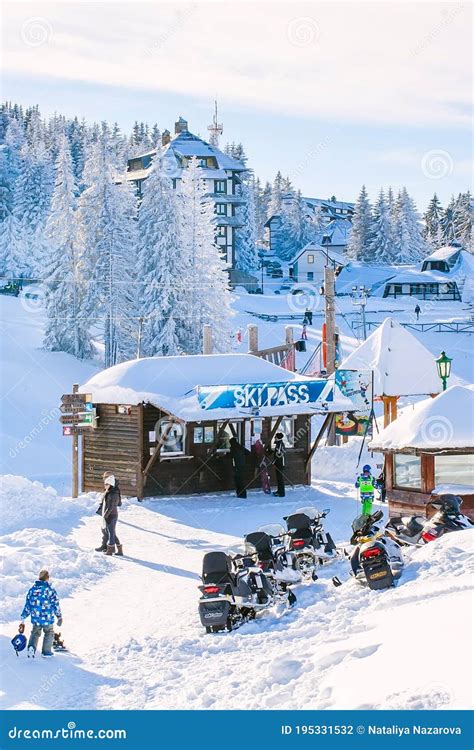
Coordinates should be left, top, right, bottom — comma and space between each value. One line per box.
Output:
294, 506, 321, 520
258, 523, 285, 538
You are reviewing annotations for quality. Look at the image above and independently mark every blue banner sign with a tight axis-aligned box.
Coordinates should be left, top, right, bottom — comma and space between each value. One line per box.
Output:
197, 379, 333, 410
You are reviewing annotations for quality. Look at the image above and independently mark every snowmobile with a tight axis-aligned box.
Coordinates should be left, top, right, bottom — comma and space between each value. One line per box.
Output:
284, 506, 337, 580
335, 510, 404, 590
198, 549, 274, 633
0, 281, 20, 297
385, 494, 473, 547
244, 523, 300, 605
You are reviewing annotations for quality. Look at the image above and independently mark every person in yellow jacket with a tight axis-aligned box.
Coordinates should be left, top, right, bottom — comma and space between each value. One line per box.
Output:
355, 465, 379, 515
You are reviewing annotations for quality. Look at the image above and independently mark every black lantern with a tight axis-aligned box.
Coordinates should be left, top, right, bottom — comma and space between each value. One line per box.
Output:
435, 351, 452, 391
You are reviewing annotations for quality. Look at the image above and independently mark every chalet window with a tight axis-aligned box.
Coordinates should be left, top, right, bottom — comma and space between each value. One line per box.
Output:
128, 158, 142, 172
217, 421, 241, 451
307, 254, 314, 264
215, 180, 227, 194
271, 417, 294, 448
393, 454, 421, 489
434, 454, 474, 488
204, 426, 214, 443
216, 203, 227, 216
216, 225, 227, 238
193, 427, 204, 444
198, 158, 207, 167
307, 272, 314, 281
157, 420, 185, 455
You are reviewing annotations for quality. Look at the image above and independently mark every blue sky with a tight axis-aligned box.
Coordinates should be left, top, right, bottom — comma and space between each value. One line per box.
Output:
3, 1, 472, 209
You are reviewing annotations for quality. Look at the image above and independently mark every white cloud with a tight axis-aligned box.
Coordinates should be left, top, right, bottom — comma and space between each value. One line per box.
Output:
3, 0, 472, 128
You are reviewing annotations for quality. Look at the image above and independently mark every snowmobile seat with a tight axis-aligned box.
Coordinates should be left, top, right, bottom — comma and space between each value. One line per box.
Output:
202, 551, 234, 585
286, 513, 313, 532
244, 531, 273, 561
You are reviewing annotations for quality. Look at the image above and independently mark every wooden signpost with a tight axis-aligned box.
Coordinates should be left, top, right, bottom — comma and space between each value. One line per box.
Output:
60, 385, 97, 498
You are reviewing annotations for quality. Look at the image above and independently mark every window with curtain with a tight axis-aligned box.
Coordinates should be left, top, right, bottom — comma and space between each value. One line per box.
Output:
393, 453, 421, 489
434, 454, 474, 488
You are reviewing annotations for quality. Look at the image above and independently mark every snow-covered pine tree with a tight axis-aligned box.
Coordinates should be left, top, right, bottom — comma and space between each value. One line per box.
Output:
43, 134, 92, 358
151, 124, 161, 148
77, 137, 138, 366
235, 179, 258, 273
368, 189, 394, 264
178, 156, 232, 353
439, 196, 456, 246
268, 171, 285, 217
423, 193, 443, 248
137, 159, 185, 356
453, 192, 473, 252
392, 188, 428, 263
347, 185, 373, 261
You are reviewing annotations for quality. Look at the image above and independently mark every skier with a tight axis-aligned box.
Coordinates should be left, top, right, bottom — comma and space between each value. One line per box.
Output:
271, 432, 286, 497
20, 569, 62, 658
355, 464, 379, 515
95, 471, 123, 556
414, 304, 421, 321
229, 437, 250, 498
251, 434, 271, 494
301, 323, 308, 340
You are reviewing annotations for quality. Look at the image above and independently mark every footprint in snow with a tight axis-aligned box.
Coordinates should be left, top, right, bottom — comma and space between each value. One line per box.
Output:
350, 644, 380, 659
268, 658, 306, 685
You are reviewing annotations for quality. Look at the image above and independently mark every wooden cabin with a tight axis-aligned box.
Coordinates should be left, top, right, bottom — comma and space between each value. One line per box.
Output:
79, 353, 356, 499
369, 385, 474, 520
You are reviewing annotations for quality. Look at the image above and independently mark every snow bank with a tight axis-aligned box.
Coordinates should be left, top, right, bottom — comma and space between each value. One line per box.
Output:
312, 438, 379, 483
0, 475, 94, 534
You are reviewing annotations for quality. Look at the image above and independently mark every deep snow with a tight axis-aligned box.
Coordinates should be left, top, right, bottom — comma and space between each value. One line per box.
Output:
0, 476, 472, 711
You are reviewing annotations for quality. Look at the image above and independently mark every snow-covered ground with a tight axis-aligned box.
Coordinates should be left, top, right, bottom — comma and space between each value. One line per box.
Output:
0, 475, 472, 711
0, 286, 473, 712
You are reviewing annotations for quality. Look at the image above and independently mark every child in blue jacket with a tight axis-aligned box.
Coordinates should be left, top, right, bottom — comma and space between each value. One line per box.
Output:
20, 570, 62, 658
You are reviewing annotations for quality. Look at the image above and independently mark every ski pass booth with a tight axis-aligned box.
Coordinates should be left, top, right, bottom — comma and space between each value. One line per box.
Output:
79, 353, 358, 499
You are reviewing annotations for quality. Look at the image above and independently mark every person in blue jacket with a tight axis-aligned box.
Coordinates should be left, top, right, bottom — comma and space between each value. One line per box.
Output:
355, 464, 379, 515
20, 569, 62, 658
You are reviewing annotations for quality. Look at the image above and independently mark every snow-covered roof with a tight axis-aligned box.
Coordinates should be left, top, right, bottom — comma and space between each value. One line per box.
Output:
369, 385, 474, 452
303, 197, 355, 211
339, 317, 448, 397
384, 268, 460, 285
291, 242, 347, 266
80, 353, 355, 421
424, 245, 461, 262
318, 218, 351, 247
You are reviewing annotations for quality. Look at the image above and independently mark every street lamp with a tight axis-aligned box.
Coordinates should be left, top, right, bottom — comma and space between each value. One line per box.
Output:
435, 351, 452, 391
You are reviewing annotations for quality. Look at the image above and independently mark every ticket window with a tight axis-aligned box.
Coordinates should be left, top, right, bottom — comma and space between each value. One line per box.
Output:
271, 417, 295, 448
216, 421, 241, 451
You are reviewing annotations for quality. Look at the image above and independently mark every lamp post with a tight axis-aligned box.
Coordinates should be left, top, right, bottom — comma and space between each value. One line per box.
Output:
435, 351, 452, 391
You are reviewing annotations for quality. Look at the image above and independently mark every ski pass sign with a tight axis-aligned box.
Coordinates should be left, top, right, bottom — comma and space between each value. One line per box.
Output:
197, 379, 333, 411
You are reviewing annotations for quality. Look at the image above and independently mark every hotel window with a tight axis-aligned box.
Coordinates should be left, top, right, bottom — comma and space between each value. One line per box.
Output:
198, 158, 207, 167
271, 418, 294, 448
307, 272, 314, 281
217, 225, 227, 238
307, 254, 314, 264
393, 454, 421, 489
435, 454, 474, 488
216, 203, 227, 216
215, 180, 227, 194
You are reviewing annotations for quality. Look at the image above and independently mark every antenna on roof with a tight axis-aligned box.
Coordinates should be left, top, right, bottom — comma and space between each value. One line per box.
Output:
207, 99, 223, 147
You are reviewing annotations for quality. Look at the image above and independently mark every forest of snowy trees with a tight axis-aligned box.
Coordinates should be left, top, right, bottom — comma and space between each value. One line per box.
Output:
0, 101, 472, 366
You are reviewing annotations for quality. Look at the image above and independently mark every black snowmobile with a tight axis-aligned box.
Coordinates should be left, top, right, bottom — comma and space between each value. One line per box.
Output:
244, 523, 300, 605
198, 550, 274, 633
284, 506, 337, 579
385, 494, 473, 547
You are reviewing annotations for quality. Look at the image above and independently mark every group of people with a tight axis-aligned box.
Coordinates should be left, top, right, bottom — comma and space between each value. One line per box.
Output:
229, 432, 287, 499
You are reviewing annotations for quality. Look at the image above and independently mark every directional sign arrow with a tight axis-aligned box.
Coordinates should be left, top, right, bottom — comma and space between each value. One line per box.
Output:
61, 393, 92, 405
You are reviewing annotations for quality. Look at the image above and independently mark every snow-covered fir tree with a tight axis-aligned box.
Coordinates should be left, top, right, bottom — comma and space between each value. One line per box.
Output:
268, 171, 285, 217
43, 134, 92, 358
453, 192, 472, 252
224, 142, 247, 166
77, 137, 138, 366
347, 185, 373, 261
235, 180, 258, 273
423, 193, 443, 249
368, 189, 394, 264
178, 157, 232, 353
137, 160, 185, 356
392, 187, 427, 262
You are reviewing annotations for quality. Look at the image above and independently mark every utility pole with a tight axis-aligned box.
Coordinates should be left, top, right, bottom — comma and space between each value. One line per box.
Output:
352, 285, 369, 340
324, 266, 337, 446
72, 383, 79, 499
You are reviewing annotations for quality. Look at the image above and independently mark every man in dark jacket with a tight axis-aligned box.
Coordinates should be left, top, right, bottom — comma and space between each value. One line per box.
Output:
271, 432, 286, 497
229, 438, 250, 498
95, 471, 123, 556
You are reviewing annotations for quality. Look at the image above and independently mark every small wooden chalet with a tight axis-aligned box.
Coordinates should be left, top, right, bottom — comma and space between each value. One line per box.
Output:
79, 353, 356, 499
369, 385, 474, 520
